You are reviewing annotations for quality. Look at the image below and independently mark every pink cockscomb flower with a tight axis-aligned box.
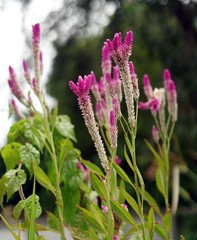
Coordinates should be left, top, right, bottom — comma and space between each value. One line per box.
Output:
102, 44, 112, 74
23, 59, 31, 84
166, 80, 178, 122
8, 66, 27, 105
109, 109, 118, 149
91, 71, 101, 102
113, 235, 119, 240
129, 61, 139, 100
143, 74, 153, 100
106, 31, 135, 129
32, 23, 40, 44
32, 23, 42, 95
106, 31, 133, 69
163, 68, 171, 90
69, 75, 109, 172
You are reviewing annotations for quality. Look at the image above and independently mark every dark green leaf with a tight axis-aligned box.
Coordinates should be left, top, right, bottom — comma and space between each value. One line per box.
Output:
55, 115, 76, 142
1, 142, 22, 170
4, 169, 26, 201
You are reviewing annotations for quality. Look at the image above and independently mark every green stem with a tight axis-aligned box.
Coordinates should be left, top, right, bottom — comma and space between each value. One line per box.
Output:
0, 213, 20, 240
39, 96, 66, 240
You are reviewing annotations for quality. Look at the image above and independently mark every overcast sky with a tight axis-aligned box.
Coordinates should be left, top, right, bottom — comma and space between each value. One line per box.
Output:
0, 0, 116, 147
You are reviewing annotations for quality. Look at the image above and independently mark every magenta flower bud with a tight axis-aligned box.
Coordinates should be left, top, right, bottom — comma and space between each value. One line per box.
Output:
115, 156, 121, 165
113, 66, 119, 80
166, 80, 178, 122
143, 74, 153, 99
150, 98, 160, 112
113, 32, 122, 51
101, 205, 108, 214
113, 235, 119, 240
10, 98, 25, 118
121, 203, 128, 211
152, 125, 159, 143
113, 66, 122, 102
98, 77, 105, 97
9, 66, 15, 78
32, 23, 40, 44
138, 101, 150, 110
163, 68, 171, 90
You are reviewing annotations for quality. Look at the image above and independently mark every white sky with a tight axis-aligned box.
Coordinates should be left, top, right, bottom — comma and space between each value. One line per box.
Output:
0, 0, 116, 147
0, 0, 63, 147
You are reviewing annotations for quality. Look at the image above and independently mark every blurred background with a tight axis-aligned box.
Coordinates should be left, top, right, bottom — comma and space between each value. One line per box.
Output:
0, 0, 197, 238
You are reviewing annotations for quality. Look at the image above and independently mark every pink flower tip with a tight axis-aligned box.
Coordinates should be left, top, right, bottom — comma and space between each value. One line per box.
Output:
129, 61, 135, 74
69, 74, 92, 98
32, 23, 40, 43
23, 59, 28, 73
124, 31, 133, 46
164, 69, 171, 80
143, 74, 150, 86
9, 66, 15, 76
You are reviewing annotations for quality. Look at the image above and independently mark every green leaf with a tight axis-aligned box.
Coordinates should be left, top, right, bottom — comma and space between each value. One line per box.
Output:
144, 139, 162, 165
20, 143, 40, 177
0, 179, 6, 206
81, 159, 104, 177
113, 162, 135, 189
155, 222, 167, 240
144, 191, 162, 217
61, 149, 84, 189
162, 210, 172, 233
90, 204, 107, 233
7, 119, 27, 143
1, 142, 22, 170
124, 146, 134, 171
148, 207, 155, 240
13, 194, 42, 220
58, 138, 73, 170
88, 227, 99, 240
90, 173, 108, 201
32, 163, 56, 195
78, 206, 107, 234
55, 115, 76, 142
156, 167, 165, 197
62, 187, 81, 225
28, 178, 36, 240
47, 211, 60, 232
119, 179, 125, 204
4, 169, 26, 201
120, 189, 140, 218
110, 199, 138, 230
